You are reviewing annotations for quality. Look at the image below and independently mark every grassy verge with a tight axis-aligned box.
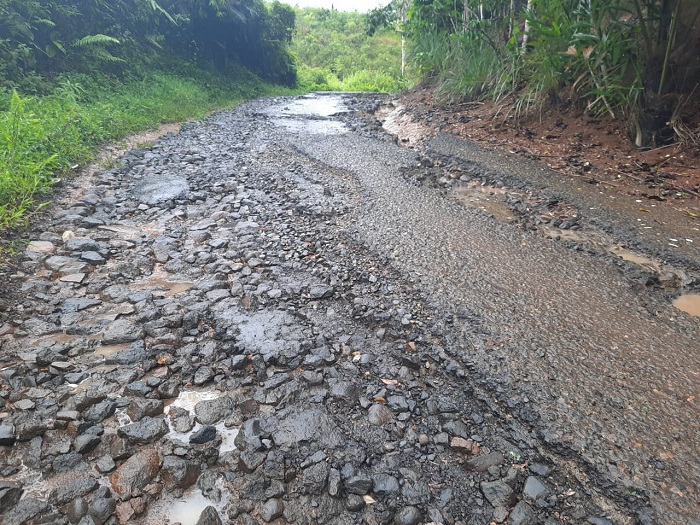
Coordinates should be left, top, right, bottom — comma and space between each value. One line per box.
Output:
297, 64, 405, 93
0, 66, 295, 233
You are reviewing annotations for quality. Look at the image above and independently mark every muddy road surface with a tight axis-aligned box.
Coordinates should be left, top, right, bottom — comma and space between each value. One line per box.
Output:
1, 93, 698, 525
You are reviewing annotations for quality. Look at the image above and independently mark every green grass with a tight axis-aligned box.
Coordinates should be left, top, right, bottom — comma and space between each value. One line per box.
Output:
297, 64, 404, 93
0, 66, 294, 232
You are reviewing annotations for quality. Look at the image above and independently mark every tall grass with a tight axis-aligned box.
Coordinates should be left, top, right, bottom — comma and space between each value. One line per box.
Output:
0, 68, 292, 231
297, 64, 403, 93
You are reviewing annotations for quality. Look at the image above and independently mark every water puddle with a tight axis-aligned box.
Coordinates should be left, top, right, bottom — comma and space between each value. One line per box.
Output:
164, 390, 239, 453
167, 390, 220, 413
276, 94, 348, 118
168, 491, 217, 525
453, 185, 515, 222
271, 118, 347, 135
673, 294, 700, 317
133, 276, 195, 297
608, 247, 661, 271
95, 343, 130, 357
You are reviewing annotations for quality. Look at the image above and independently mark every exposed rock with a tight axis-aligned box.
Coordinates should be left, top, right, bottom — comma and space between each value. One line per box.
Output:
394, 506, 423, 525
102, 319, 144, 345
466, 452, 504, 472
260, 498, 284, 522
195, 506, 223, 525
368, 404, 394, 426
50, 476, 98, 505
480, 480, 516, 508
508, 501, 537, 525
161, 456, 201, 490
109, 448, 161, 497
117, 416, 168, 444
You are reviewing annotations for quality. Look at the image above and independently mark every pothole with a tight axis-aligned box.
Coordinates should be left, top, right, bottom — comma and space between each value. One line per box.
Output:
673, 294, 700, 317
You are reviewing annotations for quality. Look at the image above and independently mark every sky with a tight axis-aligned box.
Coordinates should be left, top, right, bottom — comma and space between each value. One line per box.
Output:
277, 0, 391, 12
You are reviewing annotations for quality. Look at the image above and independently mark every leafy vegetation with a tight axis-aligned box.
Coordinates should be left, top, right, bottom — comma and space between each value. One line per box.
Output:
373, 0, 700, 147
0, 68, 291, 231
0, 1, 298, 232
292, 7, 404, 92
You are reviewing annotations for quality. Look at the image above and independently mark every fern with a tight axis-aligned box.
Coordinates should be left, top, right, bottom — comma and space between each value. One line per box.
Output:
72, 34, 121, 48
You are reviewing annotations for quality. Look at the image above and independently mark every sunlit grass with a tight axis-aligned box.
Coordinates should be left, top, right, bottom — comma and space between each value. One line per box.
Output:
0, 68, 293, 231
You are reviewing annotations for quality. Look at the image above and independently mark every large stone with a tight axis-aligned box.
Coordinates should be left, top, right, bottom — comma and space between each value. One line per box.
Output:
195, 506, 223, 525
466, 452, 504, 472
2, 498, 50, 525
102, 319, 145, 345
373, 473, 400, 496
480, 480, 516, 508
49, 476, 98, 505
190, 425, 217, 445
134, 175, 189, 205
110, 448, 161, 497
161, 456, 201, 490
0, 481, 23, 511
194, 397, 231, 425
368, 404, 393, 426
0, 422, 16, 445
126, 398, 164, 421
523, 476, 549, 501
442, 420, 470, 439
345, 475, 373, 495
508, 501, 537, 525
260, 498, 284, 522
394, 506, 423, 525
117, 416, 168, 445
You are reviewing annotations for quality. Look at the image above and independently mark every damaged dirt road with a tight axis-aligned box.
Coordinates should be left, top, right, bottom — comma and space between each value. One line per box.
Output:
0, 93, 698, 525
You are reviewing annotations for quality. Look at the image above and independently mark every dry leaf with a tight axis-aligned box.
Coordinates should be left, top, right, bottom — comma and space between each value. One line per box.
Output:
381, 378, 400, 386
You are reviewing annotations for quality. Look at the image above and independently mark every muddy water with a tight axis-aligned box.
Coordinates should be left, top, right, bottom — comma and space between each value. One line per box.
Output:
290, 94, 700, 524
673, 294, 700, 317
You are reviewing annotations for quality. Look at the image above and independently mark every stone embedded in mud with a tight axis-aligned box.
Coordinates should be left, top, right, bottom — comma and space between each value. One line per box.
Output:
110, 448, 161, 497
161, 456, 201, 490
117, 416, 168, 444
368, 404, 393, 426
372, 473, 400, 496
480, 480, 516, 508
239, 450, 266, 473
522, 476, 549, 501
508, 501, 537, 525
193, 366, 215, 386
195, 506, 223, 525
466, 451, 504, 472
190, 425, 217, 445
194, 397, 232, 425
394, 506, 423, 525
302, 461, 330, 494
102, 319, 145, 345
49, 475, 98, 505
0, 481, 23, 511
127, 398, 164, 421
345, 475, 373, 495
3, 498, 50, 525
346, 494, 365, 511
259, 498, 284, 522
442, 420, 470, 439
0, 422, 16, 445
309, 284, 334, 299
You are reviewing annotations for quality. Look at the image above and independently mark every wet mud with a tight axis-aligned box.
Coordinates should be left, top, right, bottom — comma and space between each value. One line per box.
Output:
1, 92, 699, 525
